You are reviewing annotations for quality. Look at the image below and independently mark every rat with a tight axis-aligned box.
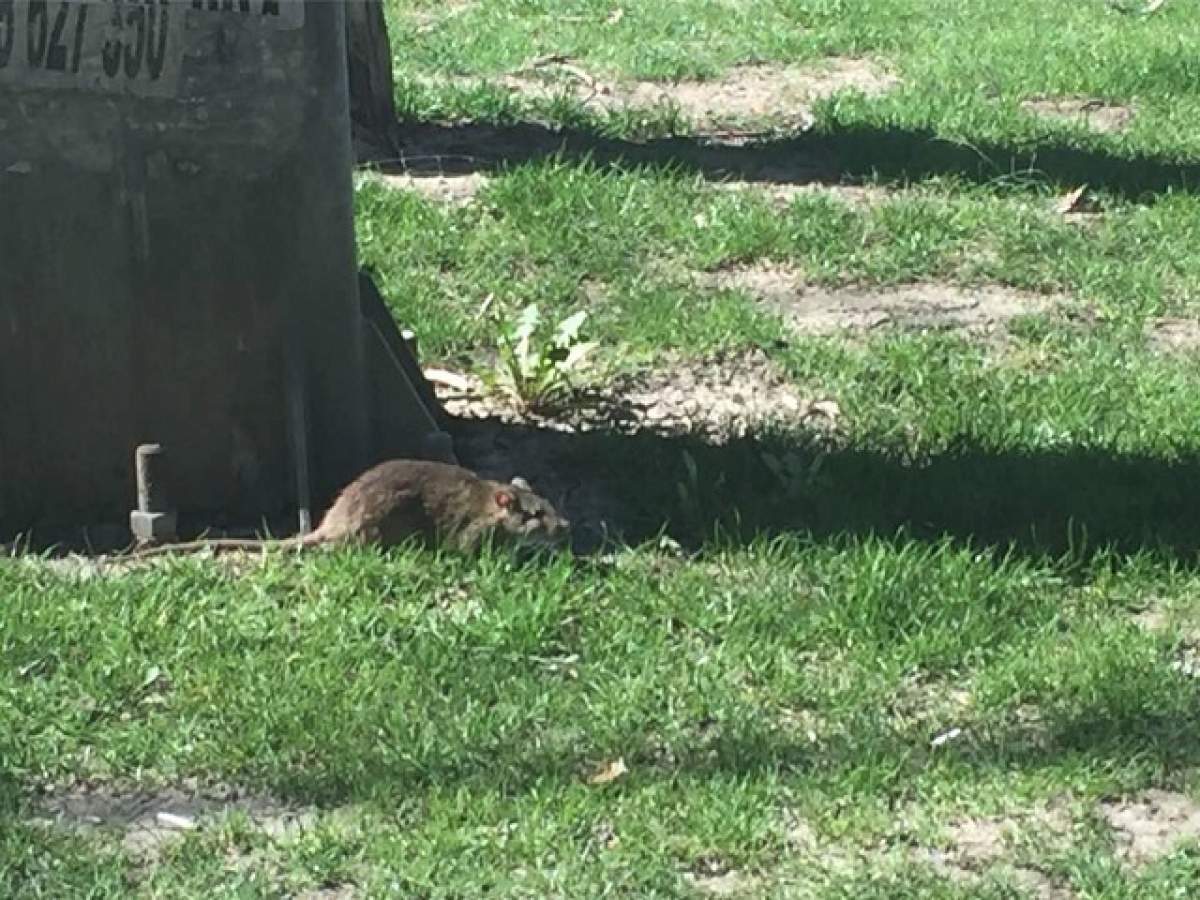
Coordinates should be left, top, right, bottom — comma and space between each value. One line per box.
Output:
125, 459, 570, 559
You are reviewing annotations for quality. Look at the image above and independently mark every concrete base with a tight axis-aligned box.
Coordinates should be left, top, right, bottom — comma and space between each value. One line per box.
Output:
130, 510, 178, 544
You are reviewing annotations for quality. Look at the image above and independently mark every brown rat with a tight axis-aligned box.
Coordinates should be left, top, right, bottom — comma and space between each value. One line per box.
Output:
126, 459, 570, 559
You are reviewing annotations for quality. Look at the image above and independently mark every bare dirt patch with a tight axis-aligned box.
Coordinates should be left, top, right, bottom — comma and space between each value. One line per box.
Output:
1100, 789, 1200, 864
886, 672, 973, 736
683, 869, 762, 896
30, 781, 319, 861
1130, 605, 1200, 678
367, 171, 488, 205
700, 264, 1059, 338
433, 350, 840, 551
607, 355, 840, 440
914, 804, 1076, 898
406, 0, 475, 33
366, 166, 881, 209
295, 888, 357, 900
1021, 97, 1135, 134
712, 179, 888, 209
1132, 606, 1170, 632
620, 59, 899, 129
438, 57, 899, 133
432, 349, 838, 442
1146, 317, 1200, 355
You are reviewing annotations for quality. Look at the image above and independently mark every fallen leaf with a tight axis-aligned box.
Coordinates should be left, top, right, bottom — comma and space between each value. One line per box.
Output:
1056, 185, 1087, 214
423, 367, 473, 392
1055, 184, 1100, 216
587, 757, 628, 785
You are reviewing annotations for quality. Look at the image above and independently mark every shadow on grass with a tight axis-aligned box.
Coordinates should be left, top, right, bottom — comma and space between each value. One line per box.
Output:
7, 412, 1199, 565
0, 768, 22, 817
388, 118, 1200, 198
10, 409, 1200, 807
451, 416, 1200, 565
266, 683, 1200, 806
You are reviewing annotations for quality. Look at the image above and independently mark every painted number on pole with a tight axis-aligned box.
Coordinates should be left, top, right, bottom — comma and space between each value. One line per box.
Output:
0, 0, 305, 96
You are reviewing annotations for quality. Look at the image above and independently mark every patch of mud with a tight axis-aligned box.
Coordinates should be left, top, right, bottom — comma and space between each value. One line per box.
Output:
1147, 317, 1200, 355
437, 57, 899, 134
700, 264, 1059, 337
1021, 97, 1135, 134
368, 171, 488, 205
1100, 789, 1200, 864
31, 782, 318, 861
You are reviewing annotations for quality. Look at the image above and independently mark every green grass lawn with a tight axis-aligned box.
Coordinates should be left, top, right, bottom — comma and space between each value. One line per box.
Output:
389, 0, 1200, 159
5, 1, 1200, 897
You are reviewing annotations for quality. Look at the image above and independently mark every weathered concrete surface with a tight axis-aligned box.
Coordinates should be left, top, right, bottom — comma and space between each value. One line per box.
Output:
0, 1, 368, 535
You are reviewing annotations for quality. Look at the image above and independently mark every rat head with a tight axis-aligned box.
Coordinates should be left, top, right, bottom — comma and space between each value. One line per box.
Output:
490, 476, 571, 548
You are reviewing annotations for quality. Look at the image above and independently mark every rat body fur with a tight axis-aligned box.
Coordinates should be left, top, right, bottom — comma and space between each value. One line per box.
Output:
127, 459, 569, 558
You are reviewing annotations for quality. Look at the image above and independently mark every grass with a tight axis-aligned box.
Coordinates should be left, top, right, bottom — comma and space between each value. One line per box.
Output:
4, 544, 1200, 895
356, 160, 1200, 359
389, 0, 1200, 159
7, 536, 1200, 894
6, 1, 1200, 897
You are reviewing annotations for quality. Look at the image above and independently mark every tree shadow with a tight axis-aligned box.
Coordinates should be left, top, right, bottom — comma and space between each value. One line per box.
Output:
8, 409, 1199, 565
388, 118, 1200, 199
9, 415, 1200, 809
451, 415, 1200, 565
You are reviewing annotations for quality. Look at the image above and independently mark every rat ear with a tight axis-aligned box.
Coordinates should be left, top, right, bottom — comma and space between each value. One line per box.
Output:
510, 476, 532, 492
494, 490, 514, 508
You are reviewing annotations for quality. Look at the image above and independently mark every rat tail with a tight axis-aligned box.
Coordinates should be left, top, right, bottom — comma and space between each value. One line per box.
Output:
123, 537, 298, 560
